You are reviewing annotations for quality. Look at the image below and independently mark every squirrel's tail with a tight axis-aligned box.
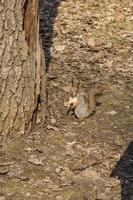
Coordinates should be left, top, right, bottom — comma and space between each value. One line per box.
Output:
87, 86, 103, 116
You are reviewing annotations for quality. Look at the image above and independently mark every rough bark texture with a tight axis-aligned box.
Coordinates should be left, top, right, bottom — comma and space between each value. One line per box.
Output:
0, 0, 46, 135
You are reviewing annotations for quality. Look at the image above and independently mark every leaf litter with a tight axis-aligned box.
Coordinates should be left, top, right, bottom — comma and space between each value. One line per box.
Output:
0, 0, 133, 199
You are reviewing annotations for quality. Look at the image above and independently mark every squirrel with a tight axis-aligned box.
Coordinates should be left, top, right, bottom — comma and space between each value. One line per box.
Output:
67, 86, 104, 120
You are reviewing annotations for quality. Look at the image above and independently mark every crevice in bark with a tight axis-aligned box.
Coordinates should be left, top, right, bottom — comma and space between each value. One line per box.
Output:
22, 0, 36, 51
31, 95, 41, 126
22, 0, 46, 127
22, 0, 29, 29
22, 0, 29, 46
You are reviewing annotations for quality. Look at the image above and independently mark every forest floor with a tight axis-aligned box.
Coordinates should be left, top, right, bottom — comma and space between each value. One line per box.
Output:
0, 0, 133, 199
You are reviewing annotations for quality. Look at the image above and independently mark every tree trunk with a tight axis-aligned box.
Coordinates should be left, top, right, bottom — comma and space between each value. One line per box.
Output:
0, 0, 46, 135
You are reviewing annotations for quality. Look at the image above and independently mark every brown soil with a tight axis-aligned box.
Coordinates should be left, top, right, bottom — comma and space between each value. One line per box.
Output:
0, 0, 133, 199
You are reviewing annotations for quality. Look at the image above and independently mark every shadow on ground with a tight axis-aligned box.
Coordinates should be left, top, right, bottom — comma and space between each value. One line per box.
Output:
111, 141, 133, 200
39, 0, 61, 72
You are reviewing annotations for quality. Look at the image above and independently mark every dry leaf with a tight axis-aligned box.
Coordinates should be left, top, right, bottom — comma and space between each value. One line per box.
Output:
106, 59, 113, 68
47, 125, 59, 132
62, 84, 72, 93
87, 38, 96, 48
116, 15, 125, 21
106, 110, 117, 115
28, 156, 44, 165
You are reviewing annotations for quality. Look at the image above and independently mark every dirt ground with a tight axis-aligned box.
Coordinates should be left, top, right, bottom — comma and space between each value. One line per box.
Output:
0, 0, 133, 199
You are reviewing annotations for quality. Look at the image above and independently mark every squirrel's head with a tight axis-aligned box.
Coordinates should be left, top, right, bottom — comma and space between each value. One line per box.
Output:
67, 91, 85, 112
68, 96, 79, 108
66, 79, 82, 114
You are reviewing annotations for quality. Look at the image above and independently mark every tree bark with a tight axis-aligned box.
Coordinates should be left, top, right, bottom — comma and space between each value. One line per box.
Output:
0, 0, 46, 135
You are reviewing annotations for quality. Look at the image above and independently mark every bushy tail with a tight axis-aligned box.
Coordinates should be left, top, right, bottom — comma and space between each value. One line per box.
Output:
87, 86, 103, 116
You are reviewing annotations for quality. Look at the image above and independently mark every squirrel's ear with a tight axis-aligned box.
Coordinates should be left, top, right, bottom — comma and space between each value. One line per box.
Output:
77, 80, 82, 92
69, 77, 81, 96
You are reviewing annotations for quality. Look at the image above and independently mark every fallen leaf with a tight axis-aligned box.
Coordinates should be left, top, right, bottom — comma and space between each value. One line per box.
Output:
0, 167, 9, 175
52, 81, 59, 87
8, 165, 24, 178
55, 45, 65, 51
106, 110, 118, 115
47, 125, 59, 132
28, 156, 44, 166
116, 15, 125, 21
87, 38, 96, 48
106, 59, 113, 68
55, 165, 63, 174
62, 84, 72, 93
51, 118, 56, 124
